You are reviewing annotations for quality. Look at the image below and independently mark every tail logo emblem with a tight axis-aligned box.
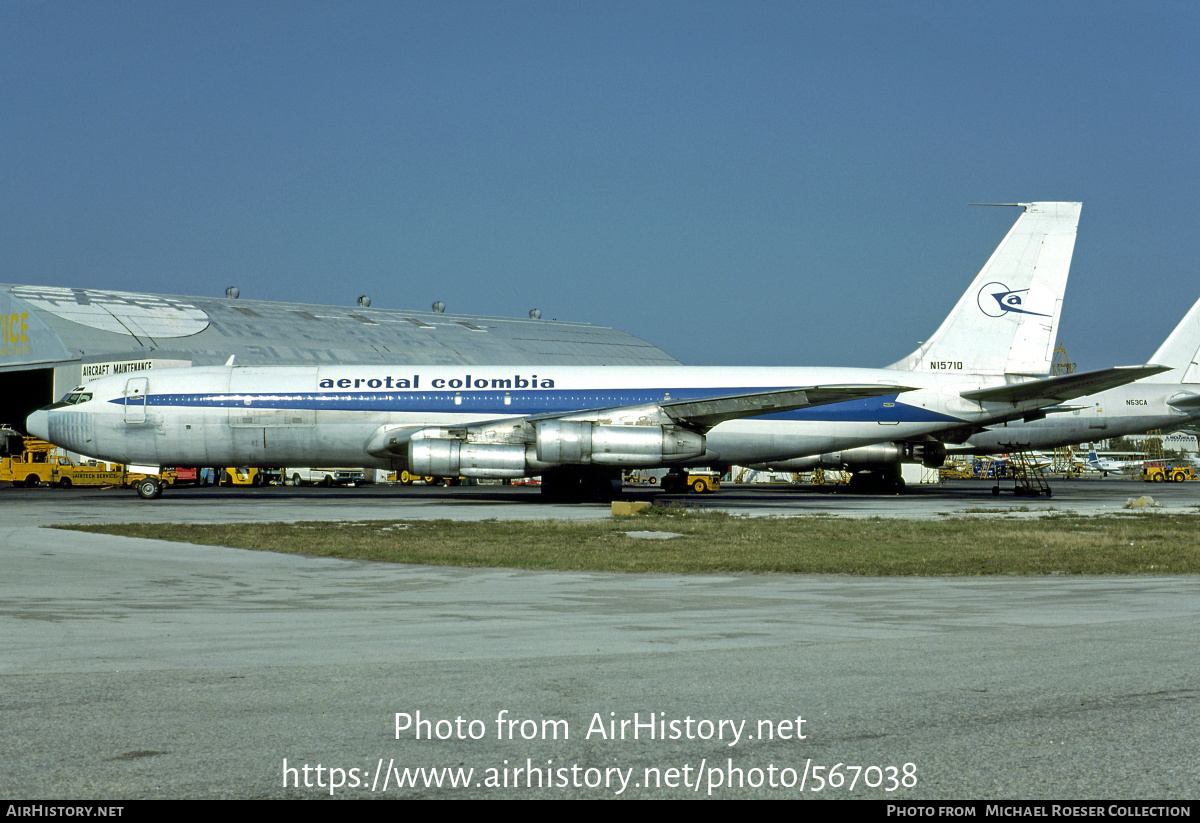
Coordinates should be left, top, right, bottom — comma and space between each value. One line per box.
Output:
977, 282, 1050, 318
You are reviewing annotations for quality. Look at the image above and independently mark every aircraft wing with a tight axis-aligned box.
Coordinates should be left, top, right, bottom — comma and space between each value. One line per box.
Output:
590, 384, 916, 430
364, 384, 912, 456
960, 365, 1170, 405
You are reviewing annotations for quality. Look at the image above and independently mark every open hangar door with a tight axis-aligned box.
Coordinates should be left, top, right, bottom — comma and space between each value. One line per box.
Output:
0, 367, 54, 435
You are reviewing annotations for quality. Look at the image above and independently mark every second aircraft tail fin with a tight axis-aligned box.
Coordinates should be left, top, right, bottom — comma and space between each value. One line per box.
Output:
1148, 294, 1200, 384
888, 202, 1081, 377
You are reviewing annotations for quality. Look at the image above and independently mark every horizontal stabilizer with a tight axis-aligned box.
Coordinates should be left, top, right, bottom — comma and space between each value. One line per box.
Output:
660, 385, 914, 429
961, 365, 1170, 405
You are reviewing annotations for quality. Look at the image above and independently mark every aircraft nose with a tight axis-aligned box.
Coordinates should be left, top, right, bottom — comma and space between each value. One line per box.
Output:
26, 409, 49, 441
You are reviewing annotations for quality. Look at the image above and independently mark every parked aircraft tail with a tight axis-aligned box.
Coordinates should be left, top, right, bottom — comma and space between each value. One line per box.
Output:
1147, 294, 1200, 384
888, 202, 1081, 376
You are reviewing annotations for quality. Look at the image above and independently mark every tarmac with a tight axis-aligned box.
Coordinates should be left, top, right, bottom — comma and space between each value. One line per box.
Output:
2, 478, 1198, 799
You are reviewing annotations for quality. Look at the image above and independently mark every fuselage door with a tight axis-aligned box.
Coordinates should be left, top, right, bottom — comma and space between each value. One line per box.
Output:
124, 377, 148, 423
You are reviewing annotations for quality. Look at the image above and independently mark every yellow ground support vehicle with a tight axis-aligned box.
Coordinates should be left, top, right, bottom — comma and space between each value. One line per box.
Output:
938, 461, 975, 480
0, 436, 169, 488
397, 470, 437, 485
1141, 462, 1197, 483
220, 467, 281, 486
1, 437, 58, 486
0, 444, 92, 487
659, 470, 721, 494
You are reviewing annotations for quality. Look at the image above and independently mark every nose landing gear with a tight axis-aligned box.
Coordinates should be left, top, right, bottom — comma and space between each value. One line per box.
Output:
136, 477, 164, 500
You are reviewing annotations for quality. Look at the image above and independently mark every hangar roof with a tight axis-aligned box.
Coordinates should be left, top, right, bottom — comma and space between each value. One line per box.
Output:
0, 284, 679, 372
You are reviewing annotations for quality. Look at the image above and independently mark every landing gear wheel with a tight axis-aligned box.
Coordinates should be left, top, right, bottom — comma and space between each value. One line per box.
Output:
588, 473, 621, 502
541, 468, 622, 502
137, 478, 163, 500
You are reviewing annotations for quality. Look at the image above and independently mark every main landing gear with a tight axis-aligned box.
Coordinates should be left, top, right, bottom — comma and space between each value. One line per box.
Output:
540, 467, 622, 502
846, 469, 906, 495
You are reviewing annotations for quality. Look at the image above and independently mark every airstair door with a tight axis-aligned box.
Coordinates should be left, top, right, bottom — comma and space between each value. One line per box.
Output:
124, 377, 148, 423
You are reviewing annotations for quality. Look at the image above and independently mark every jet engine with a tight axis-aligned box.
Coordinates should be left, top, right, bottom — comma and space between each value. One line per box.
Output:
534, 421, 704, 465
409, 440, 532, 479
407, 422, 706, 478
755, 441, 946, 472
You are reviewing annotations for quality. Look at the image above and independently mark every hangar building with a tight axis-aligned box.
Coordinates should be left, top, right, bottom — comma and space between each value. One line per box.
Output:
0, 283, 679, 432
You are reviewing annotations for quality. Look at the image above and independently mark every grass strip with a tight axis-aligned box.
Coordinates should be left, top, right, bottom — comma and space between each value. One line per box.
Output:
56, 510, 1200, 576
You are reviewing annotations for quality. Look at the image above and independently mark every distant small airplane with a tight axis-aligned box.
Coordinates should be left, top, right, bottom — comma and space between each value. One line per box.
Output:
1084, 449, 1141, 476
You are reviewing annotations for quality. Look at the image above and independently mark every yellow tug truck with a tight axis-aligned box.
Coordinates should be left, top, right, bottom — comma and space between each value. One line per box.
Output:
1141, 461, 1198, 483
0, 432, 169, 489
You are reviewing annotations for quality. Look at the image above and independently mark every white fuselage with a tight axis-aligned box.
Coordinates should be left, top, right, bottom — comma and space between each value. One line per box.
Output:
30, 364, 1034, 471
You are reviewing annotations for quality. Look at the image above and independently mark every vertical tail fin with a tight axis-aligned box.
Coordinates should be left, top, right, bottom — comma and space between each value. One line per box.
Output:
1148, 295, 1200, 384
888, 202, 1081, 376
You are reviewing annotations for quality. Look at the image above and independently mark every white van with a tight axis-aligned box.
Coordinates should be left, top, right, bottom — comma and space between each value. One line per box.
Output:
285, 468, 366, 487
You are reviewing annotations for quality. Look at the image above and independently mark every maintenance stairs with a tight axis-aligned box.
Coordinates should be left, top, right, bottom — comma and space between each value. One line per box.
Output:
992, 450, 1053, 498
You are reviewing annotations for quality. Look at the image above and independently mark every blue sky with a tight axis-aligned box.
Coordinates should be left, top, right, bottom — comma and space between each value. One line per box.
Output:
3, 1, 1197, 369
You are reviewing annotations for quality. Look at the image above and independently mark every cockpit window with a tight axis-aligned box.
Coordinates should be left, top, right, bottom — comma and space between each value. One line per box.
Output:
57, 389, 93, 405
